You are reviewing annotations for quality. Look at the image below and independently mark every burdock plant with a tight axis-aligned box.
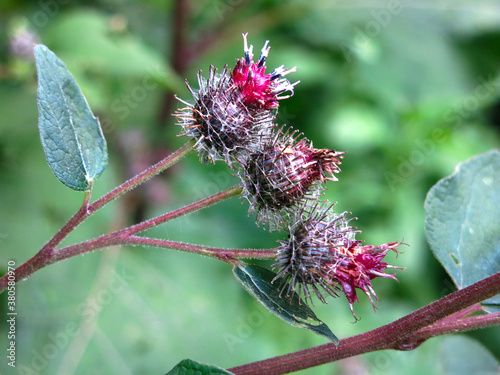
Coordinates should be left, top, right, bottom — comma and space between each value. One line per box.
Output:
1, 34, 499, 375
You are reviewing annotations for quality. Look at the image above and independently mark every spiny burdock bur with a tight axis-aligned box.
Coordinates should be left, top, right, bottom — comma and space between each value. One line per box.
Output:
175, 33, 297, 167
238, 126, 344, 230
274, 202, 404, 319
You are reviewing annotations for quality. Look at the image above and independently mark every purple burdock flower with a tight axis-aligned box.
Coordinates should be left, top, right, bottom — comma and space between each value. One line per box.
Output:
274, 203, 404, 319
239, 127, 344, 229
175, 34, 297, 167
323, 241, 403, 318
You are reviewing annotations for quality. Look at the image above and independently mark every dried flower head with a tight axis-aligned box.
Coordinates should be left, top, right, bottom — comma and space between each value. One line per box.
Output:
274, 203, 404, 319
175, 34, 298, 167
239, 127, 344, 229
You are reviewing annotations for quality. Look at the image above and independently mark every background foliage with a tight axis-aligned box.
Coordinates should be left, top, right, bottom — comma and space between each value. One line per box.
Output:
0, 1, 499, 374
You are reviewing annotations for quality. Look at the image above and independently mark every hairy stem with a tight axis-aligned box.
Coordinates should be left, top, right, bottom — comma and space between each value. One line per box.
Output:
48, 185, 248, 262
47, 186, 250, 262
412, 311, 500, 343
124, 236, 279, 260
38, 188, 92, 257
116, 185, 242, 236
52, 235, 279, 264
0, 184, 244, 292
228, 271, 500, 375
0, 142, 194, 291
89, 140, 195, 213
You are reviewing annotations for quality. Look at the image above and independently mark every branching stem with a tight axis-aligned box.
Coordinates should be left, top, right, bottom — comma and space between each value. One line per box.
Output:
0, 140, 206, 290
228, 271, 500, 375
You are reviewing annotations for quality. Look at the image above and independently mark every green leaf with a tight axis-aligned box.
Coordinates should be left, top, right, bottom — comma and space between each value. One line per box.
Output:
425, 150, 500, 312
35, 44, 107, 191
233, 263, 339, 344
165, 359, 234, 375
440, 336, 500, 375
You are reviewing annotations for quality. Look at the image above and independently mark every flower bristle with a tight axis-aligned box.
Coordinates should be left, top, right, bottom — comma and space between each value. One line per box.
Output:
238, 126, 344, 230
232, 33, 299, 110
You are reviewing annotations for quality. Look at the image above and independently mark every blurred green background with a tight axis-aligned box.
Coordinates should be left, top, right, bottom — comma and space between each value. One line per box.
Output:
1, 1, 500, 374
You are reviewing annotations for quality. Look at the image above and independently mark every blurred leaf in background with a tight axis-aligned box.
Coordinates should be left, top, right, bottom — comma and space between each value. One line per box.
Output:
0, 1, 499, 374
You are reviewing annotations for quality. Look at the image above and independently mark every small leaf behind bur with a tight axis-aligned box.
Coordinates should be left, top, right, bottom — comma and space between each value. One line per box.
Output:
35, 44, 108, 191
233, 263, 339, 344
425, 150, 500, 312
165, 359, 234, 375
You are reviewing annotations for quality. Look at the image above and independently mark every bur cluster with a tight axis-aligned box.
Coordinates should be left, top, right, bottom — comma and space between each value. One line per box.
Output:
175, 33, 404, 317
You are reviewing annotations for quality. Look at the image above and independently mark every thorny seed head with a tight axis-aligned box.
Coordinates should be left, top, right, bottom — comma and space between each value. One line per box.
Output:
273, 203, 404, 319
239, 127, 344, 230
273, 203, 357, 303
175, 66, 274, 167
175, 33, 298, 168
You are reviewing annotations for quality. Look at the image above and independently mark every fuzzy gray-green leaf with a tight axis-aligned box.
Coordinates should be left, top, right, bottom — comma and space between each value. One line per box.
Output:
425, 150, 500, 312
35, 44, 107, 191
